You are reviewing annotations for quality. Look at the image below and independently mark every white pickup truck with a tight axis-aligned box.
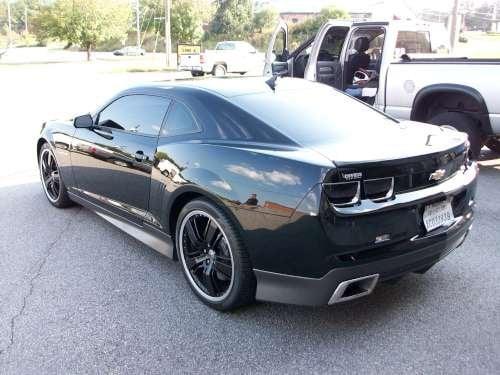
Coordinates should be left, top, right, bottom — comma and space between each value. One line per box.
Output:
265, 20, 500, 157
179, 41, 264, 77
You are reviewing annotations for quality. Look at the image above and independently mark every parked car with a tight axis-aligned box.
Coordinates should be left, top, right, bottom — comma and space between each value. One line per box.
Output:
37, 77, 477, 311
178, 41, 264, 77
113, 46, 146, 56
265, 20, 500, 157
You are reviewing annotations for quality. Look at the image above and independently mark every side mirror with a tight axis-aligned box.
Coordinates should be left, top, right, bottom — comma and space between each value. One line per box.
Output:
74, 114, 94, 128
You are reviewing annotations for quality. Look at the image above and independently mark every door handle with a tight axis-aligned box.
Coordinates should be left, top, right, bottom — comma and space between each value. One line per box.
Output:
134, 150, 147, 162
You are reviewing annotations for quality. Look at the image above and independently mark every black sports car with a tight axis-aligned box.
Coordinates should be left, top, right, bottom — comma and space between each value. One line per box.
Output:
38, 77, 478, 310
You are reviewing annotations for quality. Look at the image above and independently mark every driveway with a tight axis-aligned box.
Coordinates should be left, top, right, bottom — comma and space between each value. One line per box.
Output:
0, 62, 499, 374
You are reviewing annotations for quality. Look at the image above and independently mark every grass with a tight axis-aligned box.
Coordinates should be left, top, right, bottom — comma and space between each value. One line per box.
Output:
455, 32, 500, 58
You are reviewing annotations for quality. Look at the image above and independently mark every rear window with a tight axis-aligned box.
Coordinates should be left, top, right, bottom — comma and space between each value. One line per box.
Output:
233, 83, 398, 146
395, 31, 432, 55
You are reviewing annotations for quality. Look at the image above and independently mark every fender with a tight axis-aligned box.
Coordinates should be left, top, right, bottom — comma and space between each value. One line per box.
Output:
162, 183, 244, 242
411, 83, 492, 134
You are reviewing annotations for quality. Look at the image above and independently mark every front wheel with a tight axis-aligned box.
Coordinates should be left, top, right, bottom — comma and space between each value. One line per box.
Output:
39, 143, 73, 208
428, 111, 483, 159
176, 198, 256, 311
486, 138, 500, 154
190, 71, 204, 77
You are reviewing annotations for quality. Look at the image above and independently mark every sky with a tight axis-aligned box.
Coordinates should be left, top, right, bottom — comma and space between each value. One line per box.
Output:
258, 0, 497, 13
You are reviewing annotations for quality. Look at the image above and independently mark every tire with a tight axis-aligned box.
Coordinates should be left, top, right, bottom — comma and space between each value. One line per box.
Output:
190, 71, 204, 77
239, 72, 247, 75
39, 143, 73, 208
486, 138, 500, 154
428, 111, 483, 159
176, 198, 256, 311
212, 64, 227, 77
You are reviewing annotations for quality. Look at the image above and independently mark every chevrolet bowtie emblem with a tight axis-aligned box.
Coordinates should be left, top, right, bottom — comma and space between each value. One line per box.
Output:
429, 169, 446, 181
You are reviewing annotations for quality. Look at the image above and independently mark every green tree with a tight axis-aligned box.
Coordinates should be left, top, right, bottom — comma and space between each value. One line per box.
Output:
290, 6, 348, 49
171, 0, 203, 43
210, 0, 252, 39
32, 0, 131, 60
252, 7, 278, 33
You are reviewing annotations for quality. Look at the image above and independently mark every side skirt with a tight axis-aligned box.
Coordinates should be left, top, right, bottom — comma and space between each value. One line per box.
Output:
68, 191, 174, 258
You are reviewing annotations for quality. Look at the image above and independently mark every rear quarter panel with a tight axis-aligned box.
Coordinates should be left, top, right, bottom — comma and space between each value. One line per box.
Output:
384, 62, 499, 132
148, 141, 331, 269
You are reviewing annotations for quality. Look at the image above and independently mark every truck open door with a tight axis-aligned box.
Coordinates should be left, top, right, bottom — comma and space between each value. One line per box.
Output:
304, 21, 352, 89
263, 20, 289, 76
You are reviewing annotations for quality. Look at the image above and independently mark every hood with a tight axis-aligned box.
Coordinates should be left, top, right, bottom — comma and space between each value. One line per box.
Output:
308, 121, 468, 166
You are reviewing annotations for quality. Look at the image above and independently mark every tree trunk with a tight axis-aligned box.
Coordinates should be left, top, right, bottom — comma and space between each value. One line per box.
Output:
86, 45, 92, 61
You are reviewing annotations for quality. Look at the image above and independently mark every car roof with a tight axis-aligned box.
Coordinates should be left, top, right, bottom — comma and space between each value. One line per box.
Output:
129, 77, 325, 99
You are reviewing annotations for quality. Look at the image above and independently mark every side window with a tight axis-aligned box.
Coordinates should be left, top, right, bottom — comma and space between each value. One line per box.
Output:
318, 27, 349, 61
395, 31, 432, 55
161, 101, 200, 137
98, 95, 170, 136
273, 29, 286, 61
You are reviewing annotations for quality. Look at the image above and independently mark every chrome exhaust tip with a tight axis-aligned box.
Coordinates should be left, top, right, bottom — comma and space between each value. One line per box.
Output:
328, 274, 379, 305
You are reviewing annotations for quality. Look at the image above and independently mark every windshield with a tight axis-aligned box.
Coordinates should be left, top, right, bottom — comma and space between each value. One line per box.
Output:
233, 82, 398, 146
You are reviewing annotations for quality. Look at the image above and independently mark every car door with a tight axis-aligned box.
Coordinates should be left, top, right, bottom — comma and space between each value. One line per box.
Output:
263, 20, 289, 76
71, 94, 171, 224
304, 21, 351, 89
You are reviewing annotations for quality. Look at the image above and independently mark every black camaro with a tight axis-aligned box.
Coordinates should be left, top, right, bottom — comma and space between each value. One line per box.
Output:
37, 77, 478, 310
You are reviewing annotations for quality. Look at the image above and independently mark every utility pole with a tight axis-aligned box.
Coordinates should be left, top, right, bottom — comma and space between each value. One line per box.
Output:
24, 3, 29, 34
136, 0, 141, 48
450, 0, 460, 51
164, 0, 172, 67
492, 1, 498, 33
7, 0, 12, 47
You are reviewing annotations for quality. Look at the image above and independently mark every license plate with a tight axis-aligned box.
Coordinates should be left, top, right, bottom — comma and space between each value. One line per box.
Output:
423, 200, 454, 232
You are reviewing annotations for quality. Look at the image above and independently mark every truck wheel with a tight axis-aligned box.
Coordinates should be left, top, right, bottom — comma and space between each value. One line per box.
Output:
486, 138, 500, 154
428, 112, 483, 159
191, 71, 204, 77
213, 64, 227, 77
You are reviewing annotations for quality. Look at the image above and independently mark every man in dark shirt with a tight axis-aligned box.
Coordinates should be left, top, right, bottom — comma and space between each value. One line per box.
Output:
345, 37, 371, 97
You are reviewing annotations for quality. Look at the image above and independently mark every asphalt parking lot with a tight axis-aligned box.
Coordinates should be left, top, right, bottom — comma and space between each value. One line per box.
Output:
0, 62, 499, 374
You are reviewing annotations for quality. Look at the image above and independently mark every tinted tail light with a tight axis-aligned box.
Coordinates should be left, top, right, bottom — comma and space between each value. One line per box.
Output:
364, 177, 394, 202
200, 53, 205, 64
323, 181, 360, 207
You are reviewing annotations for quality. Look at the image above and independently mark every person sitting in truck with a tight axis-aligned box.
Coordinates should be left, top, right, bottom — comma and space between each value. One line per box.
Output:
345, 37, 371, 97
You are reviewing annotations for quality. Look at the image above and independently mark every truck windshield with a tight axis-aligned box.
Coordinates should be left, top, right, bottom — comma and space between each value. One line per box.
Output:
216, 42, 236, 50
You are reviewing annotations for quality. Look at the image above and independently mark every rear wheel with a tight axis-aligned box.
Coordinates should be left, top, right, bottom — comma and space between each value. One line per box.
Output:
486, 138, 500, 154
428, 111, 483, 159
39, 143, 73, 208
190, 71, 204, 77
176, 198, 255, 311
212, 64, 227, 77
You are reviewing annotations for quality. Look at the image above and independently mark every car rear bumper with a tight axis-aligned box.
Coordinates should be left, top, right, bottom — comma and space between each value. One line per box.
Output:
253, 163, 478, 306
254, 210, 472, 306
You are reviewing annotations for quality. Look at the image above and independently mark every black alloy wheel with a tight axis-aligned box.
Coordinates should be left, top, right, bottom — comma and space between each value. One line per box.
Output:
39, 143, 73, 208
176, 199, 256, 310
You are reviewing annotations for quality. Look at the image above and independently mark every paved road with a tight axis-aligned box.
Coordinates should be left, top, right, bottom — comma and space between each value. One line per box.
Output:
0, 63, 499, 374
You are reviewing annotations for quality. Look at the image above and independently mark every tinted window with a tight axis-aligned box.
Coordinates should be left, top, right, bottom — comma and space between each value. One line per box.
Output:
194, 94, 293, 144
98, 95, 170, 136
161, 102, 200, 137
234, 82, 398, 146
396, 31, 432, 54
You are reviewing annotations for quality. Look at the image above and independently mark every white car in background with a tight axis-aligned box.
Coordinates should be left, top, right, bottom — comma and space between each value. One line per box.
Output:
179, 41, 265, 77
113, 46, 146, 56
